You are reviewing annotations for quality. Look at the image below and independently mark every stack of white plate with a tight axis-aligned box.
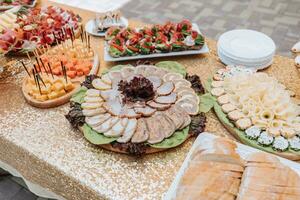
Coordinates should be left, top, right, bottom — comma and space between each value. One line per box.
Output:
217, 29, 276, 70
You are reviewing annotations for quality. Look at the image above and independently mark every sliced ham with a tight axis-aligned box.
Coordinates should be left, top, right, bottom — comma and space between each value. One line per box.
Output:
174, 79, 192, 89
108, 71, 122, 88
177, 89, 196, 98
121, 66, 135, 79
117, 119, 138, 143
176, 97, 199, 115
100, 89, 120, 101
134, 65, 148, 76
81, 102, 103, 110
134, 106, 156, 117
163, 105, 185, 129
178, 94, 199, 105
131, 118, 149, 143
175, 86, 194, 94
147, 100, 171, 111
143, 65, 158, 76
85, 113, 111, 127
156, 82, 174, 96
152, 68, 168, 79
84, 96, 103, 103
163, 72, 183, 82
104, 118, 128, 137
154, 112, 176, 138
101, 73, 112, 85
146, 115, 166, 144
155, 92, 177, 104
86, 89, 100, 97
119, 106, 141, 118
92, 78, 111, 90
103, 98, 123, 116
147, 76, 162, 89
82, 107, 106, 117
93, 116, 119, 133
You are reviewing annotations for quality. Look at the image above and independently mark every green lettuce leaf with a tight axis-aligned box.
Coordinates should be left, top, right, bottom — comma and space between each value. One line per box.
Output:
70, 87, 88, 104
82, 124, 118, 145
150, 127, 189, 148
155, 61, 186, 76
204, 78, 213, 93
199, 93, 216, 113
102, 64, 134, 74
214, 100, 300, 155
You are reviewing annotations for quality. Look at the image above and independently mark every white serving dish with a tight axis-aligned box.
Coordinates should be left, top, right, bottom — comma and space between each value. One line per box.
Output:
163, 132, 300, 200
0, 0, 37, 10
85, 17, 128, 37
103, 23, 209, 62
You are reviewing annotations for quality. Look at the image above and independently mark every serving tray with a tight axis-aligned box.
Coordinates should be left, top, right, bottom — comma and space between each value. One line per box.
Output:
103, 23, 209, 62
0, 0, 37, 10
164, 133, 300, 200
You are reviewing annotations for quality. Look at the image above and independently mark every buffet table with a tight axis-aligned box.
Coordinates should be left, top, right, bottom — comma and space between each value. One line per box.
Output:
0, 1, 300, 200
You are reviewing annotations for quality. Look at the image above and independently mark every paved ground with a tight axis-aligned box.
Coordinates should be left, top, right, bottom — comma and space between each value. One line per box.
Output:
122, 0, 300, 57
1, 0, 300, 199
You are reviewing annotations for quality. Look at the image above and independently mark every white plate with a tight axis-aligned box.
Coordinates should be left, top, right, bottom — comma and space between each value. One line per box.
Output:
85, 17, 128, 37
218, 50, 273, 70
218, 29, 276, 60
164, 133, 300, 200
0, 0, 37, 10
103, 23, 209, 62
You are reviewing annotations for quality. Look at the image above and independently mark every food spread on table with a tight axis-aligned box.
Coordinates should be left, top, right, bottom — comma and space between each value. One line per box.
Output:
204, 65, 300, 159
0, 6, 81, 54
34, 38, 94, 80
0, 0, 35, 8
66, 61, 206, 155
165, 133, 300, 200
105, 19, 205, 58
24, 73, 75, 102
95, 10, 125, 32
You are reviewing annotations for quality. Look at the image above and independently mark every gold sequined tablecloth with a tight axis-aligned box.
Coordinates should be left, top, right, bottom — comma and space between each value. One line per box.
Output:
1, 1, 300, 200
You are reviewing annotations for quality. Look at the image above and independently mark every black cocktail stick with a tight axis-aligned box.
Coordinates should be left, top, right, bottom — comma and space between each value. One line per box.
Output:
47, 63, 54, 79
35, 57, 42, 72
21, 61, 31, 77
39, 58, 48, 76
60, 61, 67, 83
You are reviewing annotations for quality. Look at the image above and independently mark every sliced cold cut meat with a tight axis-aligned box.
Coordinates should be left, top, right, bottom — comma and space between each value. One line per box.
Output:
174, 79, 192, 89
147, 76, 162, 89
154, 112, 176, 138
157, 82, 174, 96
86, 89, 100, 97
85, 113, 111, 127
82, 107, 106, 117
117, 119, 138, 143
147, 100, 171, 111
155, 92, 177, 104
81, 102, 103, 110
131, 118, 149, 143
176, 97, 199, 115
84, 96, 103, 103
134, 106, 156, 117
93, 116, 119, 133
146, 115, 167, 144
121, 66, 135, 79
163, 105, 185, 129
104, 118, 128, 137
101, 73, 112, 85
92, 78, 111, 90
163, 72, 184, 82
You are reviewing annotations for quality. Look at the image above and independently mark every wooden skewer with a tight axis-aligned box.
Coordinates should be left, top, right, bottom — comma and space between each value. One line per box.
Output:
21, 61, 31, 77
88, 35, 91, 49
35, 73, 42, 95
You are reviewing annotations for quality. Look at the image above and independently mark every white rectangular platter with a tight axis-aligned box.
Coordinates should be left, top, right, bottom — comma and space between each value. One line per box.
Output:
163, 132, 300, 200
0, 0, 37, 10
104, 23, 209, 62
